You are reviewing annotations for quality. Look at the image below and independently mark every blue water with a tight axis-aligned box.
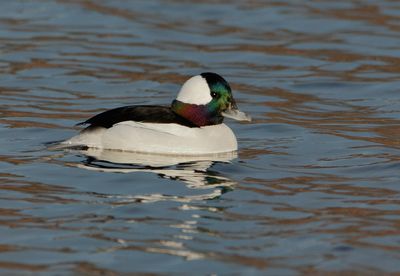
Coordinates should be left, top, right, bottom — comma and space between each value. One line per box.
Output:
1, 1, 400, 274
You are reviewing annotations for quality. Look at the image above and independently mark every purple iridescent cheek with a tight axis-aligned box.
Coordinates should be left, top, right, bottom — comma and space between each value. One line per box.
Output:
171, 100, 222, 127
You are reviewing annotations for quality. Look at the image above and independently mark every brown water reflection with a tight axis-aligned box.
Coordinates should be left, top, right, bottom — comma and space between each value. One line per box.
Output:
1, 0, 400, 275
239, 82, 400, 149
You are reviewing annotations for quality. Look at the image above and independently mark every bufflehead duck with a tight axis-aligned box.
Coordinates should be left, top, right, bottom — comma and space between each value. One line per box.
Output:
61, 72, 250, 155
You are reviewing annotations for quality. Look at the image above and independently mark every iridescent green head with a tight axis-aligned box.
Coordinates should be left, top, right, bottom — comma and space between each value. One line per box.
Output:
171, 72, 251, 127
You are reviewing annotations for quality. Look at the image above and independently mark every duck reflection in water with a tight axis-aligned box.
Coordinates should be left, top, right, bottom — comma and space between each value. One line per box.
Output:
55, 148, 237, 260
66, 148, 237, 202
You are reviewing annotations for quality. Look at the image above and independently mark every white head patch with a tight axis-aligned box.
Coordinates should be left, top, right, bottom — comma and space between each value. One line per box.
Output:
175, 75, 212, 105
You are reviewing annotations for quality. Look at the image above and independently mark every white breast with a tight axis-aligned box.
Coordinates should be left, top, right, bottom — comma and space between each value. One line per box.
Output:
62, 121, 238, 155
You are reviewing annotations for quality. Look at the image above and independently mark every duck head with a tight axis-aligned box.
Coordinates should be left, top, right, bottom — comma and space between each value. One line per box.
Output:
171, 72, 251, 127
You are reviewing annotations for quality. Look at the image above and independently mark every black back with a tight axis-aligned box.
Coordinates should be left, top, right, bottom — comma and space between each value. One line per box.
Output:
78, 105, 197, 131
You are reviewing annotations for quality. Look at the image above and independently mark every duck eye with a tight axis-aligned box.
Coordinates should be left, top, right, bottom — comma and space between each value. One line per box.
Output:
211, 92, 218, 98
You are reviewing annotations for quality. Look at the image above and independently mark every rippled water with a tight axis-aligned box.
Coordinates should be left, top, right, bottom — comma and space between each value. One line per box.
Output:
1, 1, 400, 274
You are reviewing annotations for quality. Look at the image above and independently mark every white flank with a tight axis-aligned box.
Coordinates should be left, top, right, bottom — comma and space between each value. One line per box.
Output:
61, 121, 238, 155
175, 75, 212, 105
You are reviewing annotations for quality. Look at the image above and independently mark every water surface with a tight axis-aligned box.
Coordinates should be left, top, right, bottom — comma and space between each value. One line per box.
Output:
1, 1, 400, 275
